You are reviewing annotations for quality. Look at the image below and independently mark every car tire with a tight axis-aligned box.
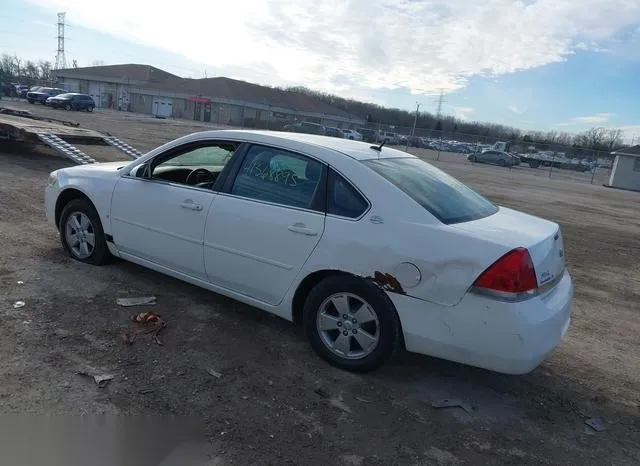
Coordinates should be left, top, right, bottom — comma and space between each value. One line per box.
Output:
498, 159, 506, 167
59, 198, 112, 265
303, 275, 402, 373
28, 99, 34, 104
468, 155, 476, 162
64, 103, 71, 111
87, 105, 94, 112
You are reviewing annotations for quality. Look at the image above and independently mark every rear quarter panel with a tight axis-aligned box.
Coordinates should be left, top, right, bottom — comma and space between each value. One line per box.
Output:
296, 155, 510, 307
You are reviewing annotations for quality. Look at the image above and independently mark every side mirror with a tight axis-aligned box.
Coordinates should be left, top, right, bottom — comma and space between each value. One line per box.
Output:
132, 162, 151, 179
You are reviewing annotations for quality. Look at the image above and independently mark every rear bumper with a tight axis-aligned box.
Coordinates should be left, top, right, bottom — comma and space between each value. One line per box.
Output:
389, 270, 573, 374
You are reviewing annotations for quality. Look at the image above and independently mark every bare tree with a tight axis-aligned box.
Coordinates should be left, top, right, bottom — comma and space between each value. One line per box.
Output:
37, 60, 52, 80
603, 128, 624, 151
13, 55, 22, 76
24, 60, 38, 79
1, 54, 16, 77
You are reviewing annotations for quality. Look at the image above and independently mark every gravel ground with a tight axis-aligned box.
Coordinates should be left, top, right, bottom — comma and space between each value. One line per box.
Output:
0, 101, 639, 465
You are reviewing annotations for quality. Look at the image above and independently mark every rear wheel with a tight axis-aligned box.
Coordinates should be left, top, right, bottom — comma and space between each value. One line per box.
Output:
87, 105, 94, 112
303, 275, 402, 373
64, 103, 71, 111
59, 198, 112, 265
28, 99, 34, 104
468, 155, 476, 162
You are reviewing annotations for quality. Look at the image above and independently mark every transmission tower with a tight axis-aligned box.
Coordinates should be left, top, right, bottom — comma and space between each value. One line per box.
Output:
435, 89, 447, 119
55, 12, 67, 70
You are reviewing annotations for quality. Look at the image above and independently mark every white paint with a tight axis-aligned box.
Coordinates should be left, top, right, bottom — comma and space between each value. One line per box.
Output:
44, 130, 574, 374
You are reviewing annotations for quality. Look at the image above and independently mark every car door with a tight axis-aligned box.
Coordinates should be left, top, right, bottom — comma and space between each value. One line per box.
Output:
110, 140, 241, 281
204, 144, 327, 305
480, 150, 495, 164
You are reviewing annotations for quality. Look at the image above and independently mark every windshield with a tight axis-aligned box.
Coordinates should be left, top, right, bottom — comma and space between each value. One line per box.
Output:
363, 157, 498, 224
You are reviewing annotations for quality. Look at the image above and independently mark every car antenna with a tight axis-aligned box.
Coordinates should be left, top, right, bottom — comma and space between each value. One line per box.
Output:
370, 140, 386, 153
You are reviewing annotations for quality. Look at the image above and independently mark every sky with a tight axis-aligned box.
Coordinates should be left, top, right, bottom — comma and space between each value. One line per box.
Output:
2, 0, 640, 142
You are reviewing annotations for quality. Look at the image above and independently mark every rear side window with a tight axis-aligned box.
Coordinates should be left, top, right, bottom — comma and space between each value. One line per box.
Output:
327, 169, 369, 219
363, 157, 498, 224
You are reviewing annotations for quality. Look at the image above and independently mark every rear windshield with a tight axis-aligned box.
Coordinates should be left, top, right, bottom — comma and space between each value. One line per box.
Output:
363, 157, 498, 224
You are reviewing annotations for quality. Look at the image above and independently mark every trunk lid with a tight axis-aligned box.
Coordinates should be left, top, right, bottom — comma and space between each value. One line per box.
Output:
452, 207, 566, 290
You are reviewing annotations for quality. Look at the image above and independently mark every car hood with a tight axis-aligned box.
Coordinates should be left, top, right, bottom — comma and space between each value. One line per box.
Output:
62, 161, 129, 176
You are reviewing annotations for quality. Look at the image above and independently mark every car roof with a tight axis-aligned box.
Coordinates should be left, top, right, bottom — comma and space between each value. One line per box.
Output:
183, 130, 415, 161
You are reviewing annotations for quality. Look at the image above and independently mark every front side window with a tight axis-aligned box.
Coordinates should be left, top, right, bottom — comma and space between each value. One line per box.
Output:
231, 145, 324, 210
634, 157, 640, 172
363, 157, 498, 224
149, 142, 238, 187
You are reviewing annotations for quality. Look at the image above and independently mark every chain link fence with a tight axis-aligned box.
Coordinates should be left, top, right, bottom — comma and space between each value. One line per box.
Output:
239, 118, 615, 185
266, 121, 615, 186
370, 127, 614, 186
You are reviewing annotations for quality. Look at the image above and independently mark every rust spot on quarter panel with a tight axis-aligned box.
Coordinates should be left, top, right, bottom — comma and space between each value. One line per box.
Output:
366, 271, 406, 295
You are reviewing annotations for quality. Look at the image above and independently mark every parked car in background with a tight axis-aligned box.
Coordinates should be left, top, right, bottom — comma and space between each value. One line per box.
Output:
282, 121, 327, 136
27, 87, 65, 104
325, 127, 345, 138
407, 136, 426, 148
376, 131, 398, 145
342, 129, 363, 141
15, 85, 30, 97
356, 127, 377, 143
1, 82, 17, 97
467, 150, 518, 167
46, 93, 96, 112
45, 129, 572, 374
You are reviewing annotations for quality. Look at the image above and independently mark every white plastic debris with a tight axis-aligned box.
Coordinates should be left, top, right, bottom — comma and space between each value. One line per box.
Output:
78, 371, 115, 388
12, 301, 25, 309
116, 296, 156, 307
17, 281, 24, 285
207, 368, 222, 379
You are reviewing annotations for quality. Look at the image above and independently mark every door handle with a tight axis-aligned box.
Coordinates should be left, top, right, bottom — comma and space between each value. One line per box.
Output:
180, 200, 203, 211
288, 223, 318, 236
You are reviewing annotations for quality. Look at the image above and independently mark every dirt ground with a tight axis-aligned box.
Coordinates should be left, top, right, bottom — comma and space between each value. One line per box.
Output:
1, 101, 639, 465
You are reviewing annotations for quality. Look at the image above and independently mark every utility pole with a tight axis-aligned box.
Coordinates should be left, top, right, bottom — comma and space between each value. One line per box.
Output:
435, 89, 446, 119
410, 102, 420, 137
55, 12, 67, 70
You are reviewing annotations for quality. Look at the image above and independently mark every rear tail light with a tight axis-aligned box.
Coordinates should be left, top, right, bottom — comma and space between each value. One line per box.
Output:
471, 247, 538, 301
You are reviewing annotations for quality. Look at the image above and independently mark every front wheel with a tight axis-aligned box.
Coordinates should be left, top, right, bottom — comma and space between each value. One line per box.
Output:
64, 103, 71, 111
303, 275, 402, 373
87, 105, 94, 112
28, 99, 34, 104
498, 159, 506, 167
59, 198, 112, 265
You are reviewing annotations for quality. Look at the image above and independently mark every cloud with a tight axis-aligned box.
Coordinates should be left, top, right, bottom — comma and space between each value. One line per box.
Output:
508, 105, 527, 114
572, 112, 615, 124
616, 125, 640, 144
22, 0, 640, 97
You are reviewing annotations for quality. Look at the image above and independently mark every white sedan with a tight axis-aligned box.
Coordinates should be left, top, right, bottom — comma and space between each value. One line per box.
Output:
45, 130, 572, 374
342, 129, 363, 141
